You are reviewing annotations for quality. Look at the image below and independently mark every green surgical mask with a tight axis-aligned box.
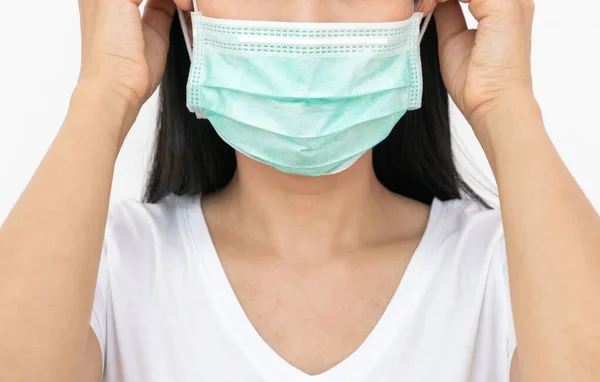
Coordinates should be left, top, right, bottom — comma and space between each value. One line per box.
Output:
178, 5, 432, 177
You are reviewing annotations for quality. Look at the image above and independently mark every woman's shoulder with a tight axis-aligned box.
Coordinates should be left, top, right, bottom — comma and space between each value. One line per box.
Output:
103, 193, 199, 251
107, 192, 196, 223
434, 197, 503, 243
427, 197, 505, 269
433, 198, 515, 359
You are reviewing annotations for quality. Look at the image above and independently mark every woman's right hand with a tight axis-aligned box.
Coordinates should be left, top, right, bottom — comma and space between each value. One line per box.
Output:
77, 0, 188, 130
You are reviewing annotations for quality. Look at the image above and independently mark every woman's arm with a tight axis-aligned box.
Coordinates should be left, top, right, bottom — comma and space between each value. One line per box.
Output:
0, 82, 129, 381
431, 0, 600, 380
0, 0, 183, 379
476, 93, 600, 382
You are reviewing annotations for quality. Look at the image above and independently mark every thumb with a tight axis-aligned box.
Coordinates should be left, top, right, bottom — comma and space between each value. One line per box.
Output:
142, 0, 177, 46
141, 0, 177, 95
434, 0, 468, 50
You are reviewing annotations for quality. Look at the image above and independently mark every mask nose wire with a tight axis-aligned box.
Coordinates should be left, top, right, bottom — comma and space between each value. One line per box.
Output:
181, 4, 432, 58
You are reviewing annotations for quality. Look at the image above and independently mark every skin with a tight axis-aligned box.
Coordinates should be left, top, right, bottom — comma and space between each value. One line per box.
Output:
0, 0, 599, 380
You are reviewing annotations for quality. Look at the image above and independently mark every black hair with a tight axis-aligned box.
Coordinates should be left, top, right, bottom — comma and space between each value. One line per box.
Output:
144, 12, 489, 208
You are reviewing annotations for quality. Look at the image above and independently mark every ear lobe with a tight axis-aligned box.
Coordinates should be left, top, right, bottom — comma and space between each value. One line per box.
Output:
415, 0, 437, 15
173, 0, 194, 12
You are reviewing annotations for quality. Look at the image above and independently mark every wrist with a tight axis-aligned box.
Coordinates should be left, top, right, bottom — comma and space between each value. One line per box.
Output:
467, 91, 545, 171
69, 79, 141, 150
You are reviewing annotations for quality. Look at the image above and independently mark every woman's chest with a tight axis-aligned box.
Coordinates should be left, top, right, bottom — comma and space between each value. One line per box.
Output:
103, 235, 511, 382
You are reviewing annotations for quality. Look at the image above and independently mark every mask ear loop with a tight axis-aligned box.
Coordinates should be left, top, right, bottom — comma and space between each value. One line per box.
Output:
413, 0, 433, 44
178, 10, 193, 59
179, 0, 199, 56
418, 12, 433, 44
178, 2, 207, 119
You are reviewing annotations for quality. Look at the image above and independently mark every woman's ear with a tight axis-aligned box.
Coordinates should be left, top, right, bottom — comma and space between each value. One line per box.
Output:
415, 0, 437, 15
173, 0, 194, 12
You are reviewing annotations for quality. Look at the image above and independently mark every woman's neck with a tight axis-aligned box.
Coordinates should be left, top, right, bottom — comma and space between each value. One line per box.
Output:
208, 151, 405, 265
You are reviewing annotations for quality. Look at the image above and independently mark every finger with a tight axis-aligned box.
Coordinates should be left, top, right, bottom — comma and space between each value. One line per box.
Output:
173, 0, 194, 12
434, 0, 468, 49
516, 0, 535, 35
515, 0, 535, 18
142, 0, 177, 44
468, 0, 521, 24
515, 0, 535, 58
468, 0, 529, 52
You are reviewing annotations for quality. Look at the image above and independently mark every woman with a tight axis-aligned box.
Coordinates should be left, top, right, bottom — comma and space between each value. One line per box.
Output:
0, 0, 598, 381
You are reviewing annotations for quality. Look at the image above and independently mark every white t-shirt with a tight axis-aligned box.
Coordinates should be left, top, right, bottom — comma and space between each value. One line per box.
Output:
91, 194, 516, 382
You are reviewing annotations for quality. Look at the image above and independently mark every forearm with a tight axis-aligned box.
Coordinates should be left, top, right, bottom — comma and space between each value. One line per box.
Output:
0, 84, 132, 381
475, 95, 600, 381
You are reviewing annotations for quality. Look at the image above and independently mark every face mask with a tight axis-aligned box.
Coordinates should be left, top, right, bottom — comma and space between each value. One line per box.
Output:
178, 5, 432, 177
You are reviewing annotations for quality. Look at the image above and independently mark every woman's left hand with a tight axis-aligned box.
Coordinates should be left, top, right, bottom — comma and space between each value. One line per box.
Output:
432, 0, 536, 128
430, 5, 600, 382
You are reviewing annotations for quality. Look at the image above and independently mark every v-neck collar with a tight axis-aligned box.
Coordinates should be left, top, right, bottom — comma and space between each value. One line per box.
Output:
183, 197, 445, 382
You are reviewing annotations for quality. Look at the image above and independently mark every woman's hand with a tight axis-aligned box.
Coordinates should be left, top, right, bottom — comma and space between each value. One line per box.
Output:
77, 0, 181, 116
433, 0, 536, 128
430, 4, 600, 382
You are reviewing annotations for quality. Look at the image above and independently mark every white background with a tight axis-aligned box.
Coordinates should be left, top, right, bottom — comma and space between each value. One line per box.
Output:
0, 0, 598, 222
